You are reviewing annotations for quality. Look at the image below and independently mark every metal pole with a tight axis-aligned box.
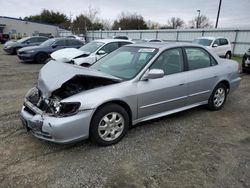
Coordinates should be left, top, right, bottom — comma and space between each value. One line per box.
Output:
215, 0, 222, 28
197, 10, 201, 29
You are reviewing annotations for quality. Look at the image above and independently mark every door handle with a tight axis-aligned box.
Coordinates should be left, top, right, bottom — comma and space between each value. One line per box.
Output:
178, 83, 185, 86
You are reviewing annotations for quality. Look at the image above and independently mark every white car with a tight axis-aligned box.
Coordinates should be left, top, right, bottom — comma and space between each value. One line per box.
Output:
192, 37, 232, 59
66, 35, 86, 43
51, 39, 133, 66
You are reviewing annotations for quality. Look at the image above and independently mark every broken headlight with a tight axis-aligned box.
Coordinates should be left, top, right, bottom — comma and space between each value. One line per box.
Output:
51, 101, 81, 117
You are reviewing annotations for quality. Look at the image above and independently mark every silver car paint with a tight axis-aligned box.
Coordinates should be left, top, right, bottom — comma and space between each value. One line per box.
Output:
21, 43, 241, 143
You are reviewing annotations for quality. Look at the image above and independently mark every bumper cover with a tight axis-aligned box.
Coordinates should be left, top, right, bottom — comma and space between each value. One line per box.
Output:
17, 52, 35, 61
20, 100, 94, 143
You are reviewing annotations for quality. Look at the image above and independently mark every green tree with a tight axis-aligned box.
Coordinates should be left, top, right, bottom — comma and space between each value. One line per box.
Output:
24, 9, 70, 29
112, 12, 148, 30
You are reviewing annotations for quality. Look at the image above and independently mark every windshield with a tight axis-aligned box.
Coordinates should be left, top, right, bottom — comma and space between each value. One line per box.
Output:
90, 46, 158, 80
79, 41, 104, 53
40, 39, 55, 47
192, 39, 213, 46
17, 37, 31, 43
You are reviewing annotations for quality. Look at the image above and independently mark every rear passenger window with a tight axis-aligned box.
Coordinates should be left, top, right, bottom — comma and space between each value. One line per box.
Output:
119, 42, 132, 47
37, 37, 47, 42
150, 48, 184, 75
185, 48, 212, 70
55, 40, 67, 46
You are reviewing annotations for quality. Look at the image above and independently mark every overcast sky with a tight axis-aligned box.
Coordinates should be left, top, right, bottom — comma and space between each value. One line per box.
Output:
0, 0, 249, 28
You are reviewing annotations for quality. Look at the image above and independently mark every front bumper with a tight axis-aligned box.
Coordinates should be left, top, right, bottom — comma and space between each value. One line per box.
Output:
20, 100, 94, 143
242, 54, 250, 71
3, 47, 14, 54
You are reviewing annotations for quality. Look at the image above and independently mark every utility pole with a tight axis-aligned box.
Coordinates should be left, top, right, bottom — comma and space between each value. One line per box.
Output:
215, 0, 222, 28
196, 10, 201, 29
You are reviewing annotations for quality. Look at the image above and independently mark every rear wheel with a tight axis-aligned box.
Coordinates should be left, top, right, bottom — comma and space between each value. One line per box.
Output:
35, 53, 48, 64
90, 104, 129, 146
207, 83, 227, 110
225, 51, 231, 59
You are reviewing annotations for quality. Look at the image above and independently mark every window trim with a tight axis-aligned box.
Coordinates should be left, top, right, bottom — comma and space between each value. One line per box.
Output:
183, 46, 218, 71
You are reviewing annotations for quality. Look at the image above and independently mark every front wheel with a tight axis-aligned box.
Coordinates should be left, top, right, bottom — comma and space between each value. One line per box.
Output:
207, 83, 227, 111
90, 104, 129, 146
35, 53, 48, 64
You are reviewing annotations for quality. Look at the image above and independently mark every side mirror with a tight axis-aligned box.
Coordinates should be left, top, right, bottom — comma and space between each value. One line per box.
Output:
25, 41, 30, 44
97, 50, 106, 55
212, 43, 218, 47
142, 69, 164, 80
52, 44, 58, 48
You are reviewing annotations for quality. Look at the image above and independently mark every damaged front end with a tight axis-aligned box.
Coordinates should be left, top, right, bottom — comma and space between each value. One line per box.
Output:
20, 60, 122, 143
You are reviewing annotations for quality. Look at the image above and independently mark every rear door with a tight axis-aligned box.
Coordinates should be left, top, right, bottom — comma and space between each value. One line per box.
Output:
184, 47, 219, 105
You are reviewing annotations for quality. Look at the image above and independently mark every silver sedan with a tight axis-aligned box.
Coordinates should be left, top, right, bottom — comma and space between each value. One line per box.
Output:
20, 43, 241, 145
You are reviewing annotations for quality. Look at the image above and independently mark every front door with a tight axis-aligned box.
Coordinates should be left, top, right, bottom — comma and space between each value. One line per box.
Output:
137, 48, 188, 119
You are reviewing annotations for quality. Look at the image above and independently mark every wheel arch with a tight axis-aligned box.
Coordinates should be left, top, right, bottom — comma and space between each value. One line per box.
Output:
90, 100, 133, 130
217, 80, 230, 93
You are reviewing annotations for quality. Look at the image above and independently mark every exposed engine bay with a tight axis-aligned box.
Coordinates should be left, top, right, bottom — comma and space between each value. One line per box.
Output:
52, 75, 120, 99
25, 75, 120, 117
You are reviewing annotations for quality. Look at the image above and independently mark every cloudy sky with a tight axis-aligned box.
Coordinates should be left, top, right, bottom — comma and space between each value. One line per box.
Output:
0, 0, 249, 28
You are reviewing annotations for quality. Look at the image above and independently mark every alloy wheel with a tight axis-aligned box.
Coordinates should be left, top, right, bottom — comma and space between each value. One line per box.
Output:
98, 112, 125, 141
213, 88, 226, 107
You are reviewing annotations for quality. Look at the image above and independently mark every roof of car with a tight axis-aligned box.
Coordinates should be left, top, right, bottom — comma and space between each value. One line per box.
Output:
195, 36, 227, 40
94, 38, 133, 44
127, 42, 202, 49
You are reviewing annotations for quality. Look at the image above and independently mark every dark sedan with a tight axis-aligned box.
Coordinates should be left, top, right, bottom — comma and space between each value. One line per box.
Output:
3, 36, 48, 54
242, 48, 250, 73
17, 38, 85, 63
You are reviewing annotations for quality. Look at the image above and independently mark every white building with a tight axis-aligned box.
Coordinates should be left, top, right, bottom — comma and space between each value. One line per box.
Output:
0, 16, 61, 37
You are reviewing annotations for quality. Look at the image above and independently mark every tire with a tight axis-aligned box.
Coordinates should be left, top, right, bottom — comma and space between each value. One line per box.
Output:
90, 104, 129, 146
225, 51, 231, 59
35, 53, 48, 64
207, 83, 228, 111
13, 47, 20, 55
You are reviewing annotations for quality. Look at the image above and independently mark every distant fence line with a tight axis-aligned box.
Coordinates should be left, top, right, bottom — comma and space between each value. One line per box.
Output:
86, 28, 250, 55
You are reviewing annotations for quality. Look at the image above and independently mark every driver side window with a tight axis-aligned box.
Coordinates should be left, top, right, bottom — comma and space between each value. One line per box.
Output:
150, 48, 184, 75
100, 42, 119, 54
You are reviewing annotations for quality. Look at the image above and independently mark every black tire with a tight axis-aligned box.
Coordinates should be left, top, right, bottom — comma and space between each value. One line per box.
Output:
35, 53, 48, 64
207, 83, 228, 111
90, 104, 129, 146
225, 51, 231, 59
13, 47, 21, 55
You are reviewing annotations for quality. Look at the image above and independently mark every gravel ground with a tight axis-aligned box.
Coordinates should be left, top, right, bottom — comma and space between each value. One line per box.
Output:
0, 46, 250, 188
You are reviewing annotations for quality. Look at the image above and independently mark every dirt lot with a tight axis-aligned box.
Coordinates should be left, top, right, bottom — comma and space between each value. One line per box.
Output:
0, 46, 250, 188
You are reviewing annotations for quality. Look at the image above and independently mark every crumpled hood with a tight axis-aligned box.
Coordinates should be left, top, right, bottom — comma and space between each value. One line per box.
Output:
37, 60, 121, 98
50, 48, 90, 63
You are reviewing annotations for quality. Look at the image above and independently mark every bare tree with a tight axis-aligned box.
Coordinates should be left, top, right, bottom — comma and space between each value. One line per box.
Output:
167, 17, 184, 29
189, 15, 213, 28
147, 20, 160, 29
85, 5, 100, 23
101, 19, 112, 30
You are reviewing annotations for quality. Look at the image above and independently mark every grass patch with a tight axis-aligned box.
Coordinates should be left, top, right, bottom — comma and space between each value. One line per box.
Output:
232, 55, 242, 63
